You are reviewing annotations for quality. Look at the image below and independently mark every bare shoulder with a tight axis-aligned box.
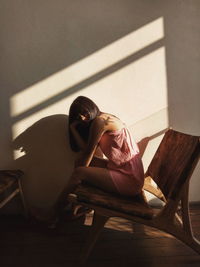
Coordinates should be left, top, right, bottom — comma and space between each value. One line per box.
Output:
91, 116, 106, 131
97, 113, 124, 131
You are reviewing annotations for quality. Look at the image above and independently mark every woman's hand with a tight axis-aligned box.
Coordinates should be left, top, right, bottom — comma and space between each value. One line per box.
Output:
70, 120, 87, 151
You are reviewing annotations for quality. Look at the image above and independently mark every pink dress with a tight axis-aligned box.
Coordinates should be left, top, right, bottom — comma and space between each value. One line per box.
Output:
99, 127, 144, 197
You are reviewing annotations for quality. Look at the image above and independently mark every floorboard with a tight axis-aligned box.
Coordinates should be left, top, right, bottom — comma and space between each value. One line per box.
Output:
0, 204, 200, 267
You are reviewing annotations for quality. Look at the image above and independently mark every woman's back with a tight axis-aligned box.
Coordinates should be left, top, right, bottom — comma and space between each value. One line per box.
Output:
99, 127, 139, 166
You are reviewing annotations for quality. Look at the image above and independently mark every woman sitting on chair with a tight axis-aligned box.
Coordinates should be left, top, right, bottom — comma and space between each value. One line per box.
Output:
55, 96, 144, 223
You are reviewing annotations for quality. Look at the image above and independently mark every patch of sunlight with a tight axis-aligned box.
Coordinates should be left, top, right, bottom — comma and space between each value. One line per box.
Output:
84, 213, 134, 233
10, 17, 164, 117
11, 44, 167, 144
86, 46, 168, 127
105, 217, 134, 232
13, 149, 26, 160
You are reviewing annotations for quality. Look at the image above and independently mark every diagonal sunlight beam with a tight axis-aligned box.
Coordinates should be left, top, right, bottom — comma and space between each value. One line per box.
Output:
12, 45, 167, 140
12, 39, 164, 124
10, 17, 164, 119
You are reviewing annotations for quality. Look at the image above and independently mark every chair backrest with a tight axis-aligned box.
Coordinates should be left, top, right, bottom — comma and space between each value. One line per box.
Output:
146, 129, 200, 200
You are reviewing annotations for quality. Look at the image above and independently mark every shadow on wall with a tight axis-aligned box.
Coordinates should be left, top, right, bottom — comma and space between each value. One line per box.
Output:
1, 0, 199, 210
0, 0, 165, 166
12, 115, 75, 211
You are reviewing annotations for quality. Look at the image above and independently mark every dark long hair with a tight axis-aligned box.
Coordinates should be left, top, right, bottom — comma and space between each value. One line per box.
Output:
68, 96, 101, 152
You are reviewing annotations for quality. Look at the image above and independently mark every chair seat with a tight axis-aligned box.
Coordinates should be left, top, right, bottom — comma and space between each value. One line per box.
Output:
0, 170, 24, 194
74, 184, 154, 219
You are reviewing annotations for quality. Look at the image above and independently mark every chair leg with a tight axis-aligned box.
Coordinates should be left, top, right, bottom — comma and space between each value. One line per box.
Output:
171, 228, 200, 255
183, 236, 200, 255
178, 183, 200, 254
80, 212, 109, 263
18, 179, 28, 218
154, 216, 200, 255
0, 188, 19, 209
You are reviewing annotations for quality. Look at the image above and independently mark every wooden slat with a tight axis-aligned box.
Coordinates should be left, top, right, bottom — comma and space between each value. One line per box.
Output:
146, 129, 200, 199
0, 188, 20, 208
74, 184, 154, 219
0, 170, 23, 194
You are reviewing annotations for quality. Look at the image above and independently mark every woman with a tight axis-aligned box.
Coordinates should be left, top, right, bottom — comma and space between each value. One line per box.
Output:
67, 95, 144, 197
52, 96, 144, 225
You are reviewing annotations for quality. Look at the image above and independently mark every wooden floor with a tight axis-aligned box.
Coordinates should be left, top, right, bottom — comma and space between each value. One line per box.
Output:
0, 204, 200, 267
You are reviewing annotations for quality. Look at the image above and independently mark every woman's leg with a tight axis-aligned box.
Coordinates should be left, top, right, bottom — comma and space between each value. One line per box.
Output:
89, 156, 108, 168
72, 166, 119, 194
56, 165, 119, 213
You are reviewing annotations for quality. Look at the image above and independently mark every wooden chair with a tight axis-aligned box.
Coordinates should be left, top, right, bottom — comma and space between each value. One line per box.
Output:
0, 169, 27, 216
68, 129, 200, 262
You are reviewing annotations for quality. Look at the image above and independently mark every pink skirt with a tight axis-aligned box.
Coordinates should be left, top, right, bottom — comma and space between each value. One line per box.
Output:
108, 154, 144, 197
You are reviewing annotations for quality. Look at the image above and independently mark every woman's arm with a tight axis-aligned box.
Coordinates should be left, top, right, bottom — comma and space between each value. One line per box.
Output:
75, 118, 106, 167
70, 121, 87, 151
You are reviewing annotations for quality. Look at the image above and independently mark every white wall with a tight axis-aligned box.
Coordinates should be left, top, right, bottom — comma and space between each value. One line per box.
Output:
1, 0, 199, 213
